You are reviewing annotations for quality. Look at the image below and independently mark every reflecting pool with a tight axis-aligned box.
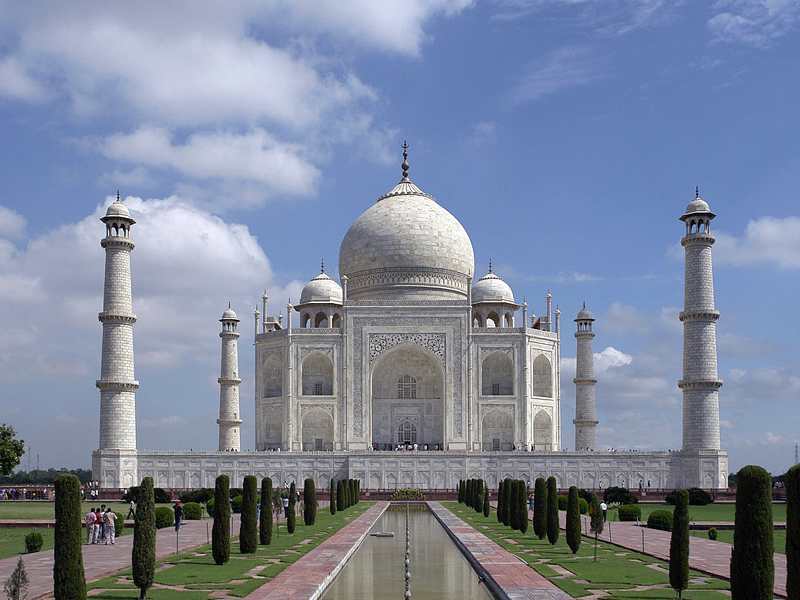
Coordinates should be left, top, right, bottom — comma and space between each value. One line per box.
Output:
320, 505, 493, 600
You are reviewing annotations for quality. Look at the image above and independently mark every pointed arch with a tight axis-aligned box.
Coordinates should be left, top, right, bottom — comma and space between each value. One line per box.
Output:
302, 352, 333, 396
481, 408, 514, 451
263, 355, 282, 398
482, 351, 513, 396
533, 409, 553, 451
532, 354, 552, 397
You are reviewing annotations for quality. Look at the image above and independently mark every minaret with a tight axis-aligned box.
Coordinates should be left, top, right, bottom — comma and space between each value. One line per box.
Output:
97, 193, 139, 450
573, 303, 598, 451
217, 304, 242, 451
679, 189, 722, 451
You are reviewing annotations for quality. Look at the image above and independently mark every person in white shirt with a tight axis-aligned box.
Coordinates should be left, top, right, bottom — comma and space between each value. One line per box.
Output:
104, 509, 117, 544
84, 508, 97, 544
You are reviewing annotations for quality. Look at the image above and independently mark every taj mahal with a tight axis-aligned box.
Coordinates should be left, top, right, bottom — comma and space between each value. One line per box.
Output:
92, 148, 728, 492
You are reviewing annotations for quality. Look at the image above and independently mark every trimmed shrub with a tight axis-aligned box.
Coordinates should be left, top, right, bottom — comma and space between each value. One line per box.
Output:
483, 487, 490, 518
647, 510, 673, 532
133, 476, 156, 599
206, 497, 215, 514
239, 475, 257, 554
731, 465, 773, 600
304, 479, 317, 526
53, 473, 86, 600
557, 495, 568, 510
180, 488, 214, 504
689, 487, 713, 505
474, 479, 484, 513
25, 531, 43, 553
182, 502, 202, 520
579, 498, 589, 515
329, 478, 336, 516
533, 478, 547, 540
566, 486, 581, 554
287, 483, 297, 533
388, 488, 426, 500
466, 479, 473, 509
155, 507, 174, 529
260, 478, 273, 545
153, 488, 171, 504
618, 504, 642, 522
578, 488, 594, 505
113, 512, 124, 537
458, 480, 464, 504
786, 464, 799, 599
518, 481, 528, 534
546, 476, 559, 545
508, 479, 519, 530
603, 486, 638, 505
669, 489, 690, 599
497, 480, 505, 524
348, 480, 355, 508
231, 495, 243, 514
212, 474, 231, 565
229, 488, 244, 500
708, 527, 718, 541
589, 492, 604, 537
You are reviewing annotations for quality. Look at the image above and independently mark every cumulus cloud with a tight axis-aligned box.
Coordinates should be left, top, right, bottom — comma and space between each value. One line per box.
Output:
0, 206, 27, 238
506, 46, 609, 107
727, 365, 800, 403
708, 0, 800, 46
714, 216, 800, 269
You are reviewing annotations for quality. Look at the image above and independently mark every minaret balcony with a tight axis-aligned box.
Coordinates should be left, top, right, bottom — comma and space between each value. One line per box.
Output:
96, 379, 140, 390
678, 309, 719, 322
678, 379, 723, 389
98, 312, 137, 324
217, 377, 242, 385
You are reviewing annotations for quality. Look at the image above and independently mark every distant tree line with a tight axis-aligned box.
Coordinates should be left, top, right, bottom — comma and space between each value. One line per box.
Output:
1, 468, 93, 485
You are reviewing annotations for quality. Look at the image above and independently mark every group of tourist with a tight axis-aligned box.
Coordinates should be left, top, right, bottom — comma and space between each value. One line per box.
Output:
0, 487, 49, 500
84, 504, 118, 545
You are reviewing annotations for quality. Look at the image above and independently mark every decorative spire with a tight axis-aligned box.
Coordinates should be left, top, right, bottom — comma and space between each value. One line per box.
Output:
583, 301, 586, 309
488, 258, 492, 274
401, 141, 410, 179
228, 301, 231, 309
116, 190, 120, 203
321, 259, 325, 274
696, 186, 700, 199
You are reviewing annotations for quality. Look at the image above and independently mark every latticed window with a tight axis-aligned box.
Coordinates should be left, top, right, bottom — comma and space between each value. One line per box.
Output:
492, 438, 501, 451
397, 374, 417, 399
398, 421, 417, 445
315, 438, 323, 451
314, 382, 323, 395
492, 382, 500, 395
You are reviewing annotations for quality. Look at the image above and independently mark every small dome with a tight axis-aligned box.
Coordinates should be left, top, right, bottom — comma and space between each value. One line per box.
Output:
299, 272, 343, 305
684, 197, 710, 214
221, 305, 239, 321
472, 271, 515, 304
575, 306, 594, 321
106, 199, 131, 218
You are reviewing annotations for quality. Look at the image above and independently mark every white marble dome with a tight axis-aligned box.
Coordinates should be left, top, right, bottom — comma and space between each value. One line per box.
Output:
472, 271, 515, 304
221, 306, 239, 321
105, 198, 132, 219
575, 306, 594, 321
299, 271, 343, 305
684, 197, 710, 215
339, 176, 474, 300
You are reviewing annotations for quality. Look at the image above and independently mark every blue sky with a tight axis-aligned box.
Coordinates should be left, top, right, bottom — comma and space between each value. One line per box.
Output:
1, 1, 798, 475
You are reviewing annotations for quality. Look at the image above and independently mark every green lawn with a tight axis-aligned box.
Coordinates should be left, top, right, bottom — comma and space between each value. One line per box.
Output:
0, 501, 131, 520
84, 502, 372, 599
706, 528, 786, 554
611, 502, 787, 523
444, 502, 732, 600
0, 523, 134, 560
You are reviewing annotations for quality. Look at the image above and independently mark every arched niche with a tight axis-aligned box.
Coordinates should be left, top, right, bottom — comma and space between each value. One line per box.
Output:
301, 352, 333, 396
531, 354, 552, 398
263, 355, 282, 398
533, 409, 553, 451
481, 351, 513, 396
301, 408, 334, 451
481, 409, 514, 451
370, 344, 444, 449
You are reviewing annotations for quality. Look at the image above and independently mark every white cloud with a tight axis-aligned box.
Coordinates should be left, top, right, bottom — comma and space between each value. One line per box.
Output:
726, 365, 800, 402
0, 206, 27, 238
708, 0, 800, 46
0, 56, 47, 101
507, 47, 609, 107
100, 127, 321, 206
714, 216, 800, 268
717, 332, 779, 356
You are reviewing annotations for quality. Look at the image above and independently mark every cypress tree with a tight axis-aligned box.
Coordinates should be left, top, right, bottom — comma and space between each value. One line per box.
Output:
787, 464, 800, 599
503, 479, 512, 527
458, 480, 464, 504
533, 478, 547, 540
474, 479, 484, 513
53, 473, 86, 600
336, 480, 345, 511
496, 479, 505, 523
239, 475, 257, 553
330, 478, 336, 515
546, 476, 559, 545
731, 465, 773, 600
483, 487, 490, 517
566, 486, 581, 554
589, 492, 604, 562
260, 477, 273, 545
509, 479, 519, 530
212, 474, 231, 565
287, 482, 297, 533
518, 481, 529, 534
349, 479, 356, 507
466, 479, 473, 509
669, 489, 690, 599
132, 476, 156, 599
304, 479, 317, 526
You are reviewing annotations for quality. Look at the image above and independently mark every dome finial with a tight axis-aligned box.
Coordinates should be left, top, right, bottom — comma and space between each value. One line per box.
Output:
228, 301, 231, 309
696, 186, 699, 199
488, 258, 492, 273
321, 259, 325, 274
116, 190, 120, 203
401, 141, 410, 179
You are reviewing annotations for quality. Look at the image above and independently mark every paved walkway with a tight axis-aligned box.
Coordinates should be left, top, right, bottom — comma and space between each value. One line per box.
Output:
562, 512, 787, 598
0, 515, 241, 599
